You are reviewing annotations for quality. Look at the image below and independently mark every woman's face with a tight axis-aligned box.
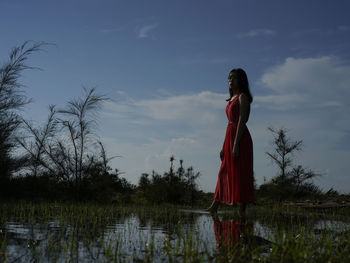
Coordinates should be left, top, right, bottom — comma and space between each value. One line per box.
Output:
228, 75, 239, 93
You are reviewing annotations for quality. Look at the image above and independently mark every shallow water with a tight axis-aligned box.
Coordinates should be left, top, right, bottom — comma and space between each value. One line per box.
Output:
2, 207, 350, 262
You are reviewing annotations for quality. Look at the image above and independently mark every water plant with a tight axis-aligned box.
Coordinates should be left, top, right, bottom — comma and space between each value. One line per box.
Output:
0, 200, 349, 262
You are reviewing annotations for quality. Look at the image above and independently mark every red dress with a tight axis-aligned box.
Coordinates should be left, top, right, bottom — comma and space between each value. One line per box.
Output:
213, 93, 254, 205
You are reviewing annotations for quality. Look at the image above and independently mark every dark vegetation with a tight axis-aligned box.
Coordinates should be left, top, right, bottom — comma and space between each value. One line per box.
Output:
256, 127, 324, 203
0, 41, 348, 205
133, 156, 204, 205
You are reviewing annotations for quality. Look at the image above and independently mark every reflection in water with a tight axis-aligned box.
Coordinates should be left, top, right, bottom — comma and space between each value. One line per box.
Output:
2, 207, 350, 262
211, 213, 273, 258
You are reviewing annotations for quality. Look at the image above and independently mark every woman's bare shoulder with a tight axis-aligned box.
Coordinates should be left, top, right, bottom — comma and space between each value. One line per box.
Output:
239, 93, 249, 103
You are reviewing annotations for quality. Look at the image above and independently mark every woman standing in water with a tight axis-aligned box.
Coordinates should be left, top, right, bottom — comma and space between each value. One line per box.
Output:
205, 68, 254, 219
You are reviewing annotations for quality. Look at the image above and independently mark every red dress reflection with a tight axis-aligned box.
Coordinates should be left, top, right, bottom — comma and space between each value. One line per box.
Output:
214, 219, 254, 250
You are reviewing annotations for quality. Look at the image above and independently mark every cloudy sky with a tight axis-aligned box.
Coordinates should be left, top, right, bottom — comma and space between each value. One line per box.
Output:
1, 0, 349, 193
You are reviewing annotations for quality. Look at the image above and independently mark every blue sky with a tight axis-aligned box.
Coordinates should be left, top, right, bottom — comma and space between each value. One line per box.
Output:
1, 0, 350, 193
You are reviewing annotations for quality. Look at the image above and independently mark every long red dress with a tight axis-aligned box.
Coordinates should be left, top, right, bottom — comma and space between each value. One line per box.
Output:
213, 93, 254, 205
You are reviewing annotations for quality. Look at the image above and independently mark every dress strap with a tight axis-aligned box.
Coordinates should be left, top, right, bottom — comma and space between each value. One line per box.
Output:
229, 93, 242, 102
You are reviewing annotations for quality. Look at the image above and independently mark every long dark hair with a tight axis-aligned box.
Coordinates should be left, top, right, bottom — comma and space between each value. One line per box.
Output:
226, 68, 253, 103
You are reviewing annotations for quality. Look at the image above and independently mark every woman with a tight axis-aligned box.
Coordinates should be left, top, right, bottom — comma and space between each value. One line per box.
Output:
205, 68, 254, 218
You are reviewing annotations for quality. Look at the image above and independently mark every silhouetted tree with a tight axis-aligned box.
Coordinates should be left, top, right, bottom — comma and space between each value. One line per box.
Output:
0, 41, 49, 195
261, 127, 321, 201
265, 127, 302, 180
57, 87, 110, 185
16, 87, 120, 199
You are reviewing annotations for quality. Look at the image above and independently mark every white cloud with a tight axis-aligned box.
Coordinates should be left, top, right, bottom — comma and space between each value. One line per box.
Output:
137, 23, 158, 39
237, 28, 276, 38
102, 90, 227, 127
253, 56, 350, 146
255, 56, 350, 110
337, 25, 350, 31
133, 91, 225, 122
115, 90, 126, 96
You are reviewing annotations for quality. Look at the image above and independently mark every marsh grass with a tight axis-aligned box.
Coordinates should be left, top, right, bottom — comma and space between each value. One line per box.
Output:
0, 201, 349, 262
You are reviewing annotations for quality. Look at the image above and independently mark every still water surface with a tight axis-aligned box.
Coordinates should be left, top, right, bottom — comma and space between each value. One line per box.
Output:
3, 208, 350, 262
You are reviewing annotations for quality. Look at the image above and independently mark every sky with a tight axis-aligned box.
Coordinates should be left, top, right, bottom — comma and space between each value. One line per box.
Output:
1, 0, 350, 193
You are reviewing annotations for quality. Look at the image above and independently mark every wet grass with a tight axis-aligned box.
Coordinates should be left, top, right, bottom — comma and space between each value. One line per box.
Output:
0, 200, 349, 262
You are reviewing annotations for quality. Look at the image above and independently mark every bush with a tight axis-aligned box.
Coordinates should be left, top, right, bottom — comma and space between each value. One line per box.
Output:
136, 156, 201, 205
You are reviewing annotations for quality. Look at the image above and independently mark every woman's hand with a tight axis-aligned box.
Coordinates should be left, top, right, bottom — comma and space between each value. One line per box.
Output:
220, 149, 224, 161
233, 144, 239, 160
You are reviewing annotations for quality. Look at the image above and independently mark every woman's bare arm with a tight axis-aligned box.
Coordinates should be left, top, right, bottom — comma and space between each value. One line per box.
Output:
233, 93, 250, 151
